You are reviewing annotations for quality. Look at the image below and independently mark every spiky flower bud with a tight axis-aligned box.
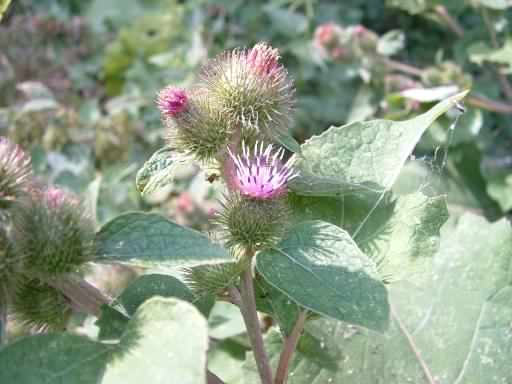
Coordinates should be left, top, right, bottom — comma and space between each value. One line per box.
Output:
200, 42, 295, 138
12, 278, 72, 331
164, 90, 234, 162
0, 137, 32, 209
156, 86, 189, 119
0, 227, 21, 294
13, 186, 95, 278
183, 260, 248, 297
218, 194, 290, 253
227, 141, 298, 199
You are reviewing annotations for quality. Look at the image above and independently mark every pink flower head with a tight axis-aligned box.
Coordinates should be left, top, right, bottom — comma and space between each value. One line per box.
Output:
156, 86, 188, 118
227, 141, 298, 199
45, 186, 67, 208
314, 23, 338, 47
352, 24, 369, 37
331, 46, 347, 60
246, 42, 281, 77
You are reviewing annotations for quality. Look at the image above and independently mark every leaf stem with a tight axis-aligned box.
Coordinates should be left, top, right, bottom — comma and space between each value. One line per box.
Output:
382, 57, 512, 114
49, 275, 113, 318
274, 310, 308, 384
433, 5, 464, 38
391, 302, 437, 384
207, 370, 226, 384
238, 253, 273, 384
481, 8, 512, 102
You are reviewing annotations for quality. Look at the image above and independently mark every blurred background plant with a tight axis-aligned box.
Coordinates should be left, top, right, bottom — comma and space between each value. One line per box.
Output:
1, 0, 512, 379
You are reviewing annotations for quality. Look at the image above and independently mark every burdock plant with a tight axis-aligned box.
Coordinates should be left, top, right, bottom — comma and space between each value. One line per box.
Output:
0, 35, 469, 384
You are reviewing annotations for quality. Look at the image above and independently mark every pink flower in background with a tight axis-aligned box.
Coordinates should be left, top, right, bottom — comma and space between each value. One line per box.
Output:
44, 186, 67, 208
176, 192, 195, 214
227, 141, 298, 199
313, 23, 340, 48
156, 86, 188, 118
352, 24, 369, 37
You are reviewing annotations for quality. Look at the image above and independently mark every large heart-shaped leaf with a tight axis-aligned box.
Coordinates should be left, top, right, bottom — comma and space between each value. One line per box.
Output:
0, 298, 209, 384
290, 191, 448, 282
256, 221, 389, 332
96, 274, 214, 340
246, 213, 512, 383
291, 91, 468, 197
95, 212, 231, 268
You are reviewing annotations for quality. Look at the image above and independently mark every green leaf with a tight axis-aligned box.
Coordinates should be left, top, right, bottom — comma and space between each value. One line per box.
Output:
292, 91, 469, 196
0, 298, 209, 384
474, 0, 512, 9
486, 173, 512, 211
0, 0, 11, 21
95, 212, 231, 268
289, 191, 449, 282
357, 192, 449, 282
469, 40, 512, 72
97, 274, 214, 340
208, 302, 246, 340
247, 213, 512, 383
377, 30, 405, 56
0, 334, 108, 383
102, 298, 209, 384
385, 0, 427, 14
256, 221, 389, 332
136, 147, 192, 197
254, 274, 302, 336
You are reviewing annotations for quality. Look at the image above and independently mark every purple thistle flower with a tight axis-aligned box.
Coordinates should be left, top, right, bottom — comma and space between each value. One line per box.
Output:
227, 142, 298, 199
156, 86, 188, 118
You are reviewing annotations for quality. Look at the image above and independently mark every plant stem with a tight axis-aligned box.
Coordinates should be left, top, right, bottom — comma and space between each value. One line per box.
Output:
481, 8, 512, 102
383, 57, 512, 114
274, 310, 308, 384
49, 275, 113, 318
381, 57, 424, 77
238, 255, 273, 384
391, 302, 437, 384
467, 94, 512, 114
207, 370, 225, 384
433, 5, 464, 38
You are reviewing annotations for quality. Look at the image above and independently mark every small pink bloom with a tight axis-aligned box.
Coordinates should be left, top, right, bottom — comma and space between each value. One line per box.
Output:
227, 142, 298, 200
246, 42, 281, 77
352, 24, 369, 37
207, 207, 217, 217
156, 86, 188, 118
176, 192, 194, 214
331, 46, 347, 60
45, 187, 65, 207
313, 23, 340, 48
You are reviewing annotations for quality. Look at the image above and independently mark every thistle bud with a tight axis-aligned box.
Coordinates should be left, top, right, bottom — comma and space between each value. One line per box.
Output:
0, 137, 32, 209
217, 193, 290, 253
200, 42, 295, 138
183, 260, 248, 297
164, 90, 234, 162
12, 278, 72, 331
13, 186, 95, 278
156, 86, 188, 120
